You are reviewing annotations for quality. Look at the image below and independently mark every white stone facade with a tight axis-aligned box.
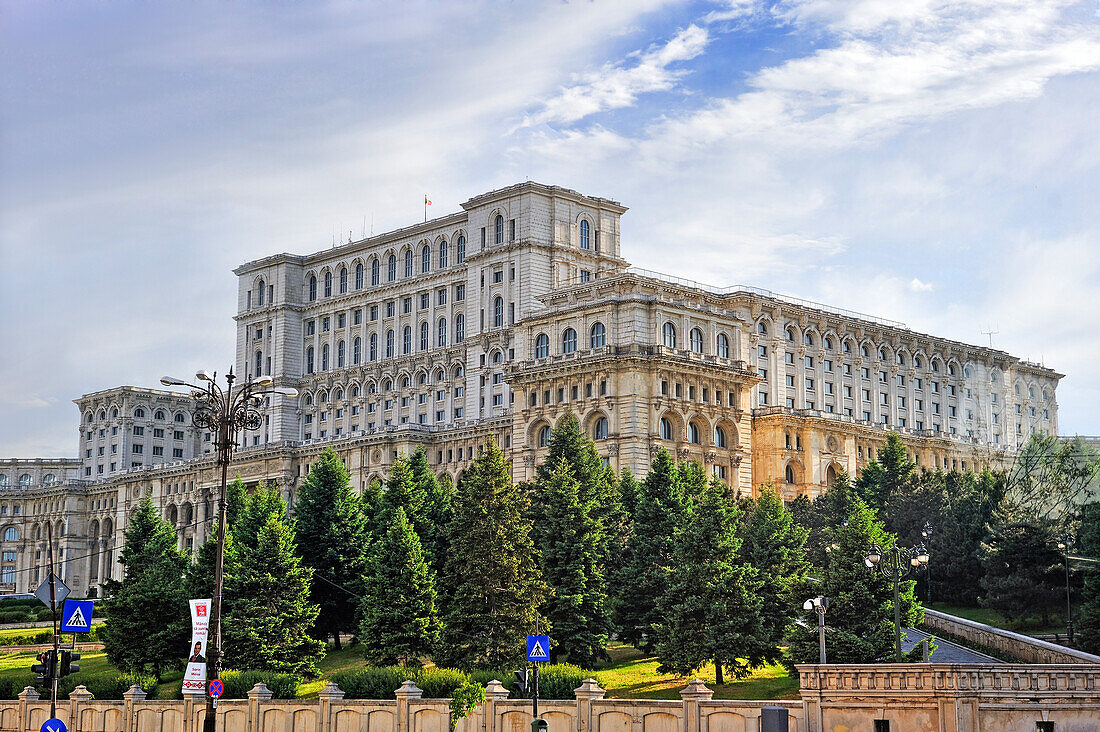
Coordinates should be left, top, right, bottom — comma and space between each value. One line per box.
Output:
0, 182, 1063, 596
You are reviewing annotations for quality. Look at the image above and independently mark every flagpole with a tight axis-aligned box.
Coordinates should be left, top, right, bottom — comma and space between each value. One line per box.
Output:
424, 195, 427, 222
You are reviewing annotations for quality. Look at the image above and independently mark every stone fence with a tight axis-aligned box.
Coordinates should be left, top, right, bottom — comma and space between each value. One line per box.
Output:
0, 677, 804, 732
923, 608, 1100, 664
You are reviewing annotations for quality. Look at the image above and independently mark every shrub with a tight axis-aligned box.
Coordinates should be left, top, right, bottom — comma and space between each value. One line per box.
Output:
416, 667, 471, 699
0, 630, 52, 647
0, 677, 31, 700
221, 670, 300, 699
331, 667, 411, 699
47, 671, 158, 700
0, 611, 32, 623
535, 664, 590, 700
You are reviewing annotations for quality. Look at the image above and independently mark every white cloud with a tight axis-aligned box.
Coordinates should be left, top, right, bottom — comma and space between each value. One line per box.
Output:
909, 278, 934, 292
521, 25, 710, 127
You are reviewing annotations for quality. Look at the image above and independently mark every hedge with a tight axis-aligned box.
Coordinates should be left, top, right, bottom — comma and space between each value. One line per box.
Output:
334, 664, 596, 700
221, 670, 300, 699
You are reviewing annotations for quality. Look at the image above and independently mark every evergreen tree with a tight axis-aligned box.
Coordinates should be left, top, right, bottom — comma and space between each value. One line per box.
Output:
979, 500, 1062, 624
233, 481, 285, 552
226, 476, 248, 532
361, 477, 387, 536
294, 448, 372, 649
618, 468, 640, 519
656, 479, 770, 684
102, 498, 189, 677
803, 470, 859, 569
855, 433, 916, 511
411, 447, 455, 577
618, 448, 688, 649
1075, 502, 1100, 653
439, 438, 546, 668
224, 507, 326, 677
385, 453, 427, 530
359, 507, 441, 665
676, 459, 708, 500
741, 488, 810, 661
787, 497, 922, 670
531, 457, 609, 666
926, 469, 1005, 605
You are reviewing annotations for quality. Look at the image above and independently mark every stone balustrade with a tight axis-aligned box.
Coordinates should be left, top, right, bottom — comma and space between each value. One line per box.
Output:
923, 608, 1100, 664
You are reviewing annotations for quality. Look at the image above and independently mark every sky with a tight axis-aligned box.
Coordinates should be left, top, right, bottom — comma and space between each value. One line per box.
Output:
2, 0, 1099, 457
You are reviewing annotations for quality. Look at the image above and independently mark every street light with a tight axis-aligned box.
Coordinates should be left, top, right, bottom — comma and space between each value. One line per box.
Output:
1057, 537, 1074, 646
865, 541, 929, 662
160, 367, 297, 732
802, 596, 829, 663
921, 522, 934, 604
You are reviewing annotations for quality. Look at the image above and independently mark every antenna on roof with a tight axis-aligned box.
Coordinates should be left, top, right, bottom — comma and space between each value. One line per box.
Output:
981, 326, 999, 348
362, 216, 366, 238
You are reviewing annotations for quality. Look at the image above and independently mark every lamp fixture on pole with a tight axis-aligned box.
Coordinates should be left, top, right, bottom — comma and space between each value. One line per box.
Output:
802, 596, 829, 664
864, 540, 929, 662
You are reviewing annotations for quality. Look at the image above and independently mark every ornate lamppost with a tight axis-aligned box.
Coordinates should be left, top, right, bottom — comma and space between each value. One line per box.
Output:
864, 541, 929, 662
161, 368, 296, 732
1057, 536, 1074, 646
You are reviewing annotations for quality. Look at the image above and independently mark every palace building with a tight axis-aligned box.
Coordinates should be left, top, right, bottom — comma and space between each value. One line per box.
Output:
0, 182, 1062, 597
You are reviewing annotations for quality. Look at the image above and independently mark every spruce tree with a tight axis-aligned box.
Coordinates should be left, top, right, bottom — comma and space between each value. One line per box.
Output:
979, 500, 1062, 624
531, 457, 609, 665
294, 448, 372, 649
787, 497, 922, 669
855, 433, 916, 511
439, 438, 546, 668
359, 507, 441, 665
656, 479, 770, 684
618, 448, 687, 649
618, 468, 640, 519
224, 508, 326, 677
102, 497, 189, 677
1075, 502, 1100, 653
741, 488, 809, 661
411, 446, 455, 577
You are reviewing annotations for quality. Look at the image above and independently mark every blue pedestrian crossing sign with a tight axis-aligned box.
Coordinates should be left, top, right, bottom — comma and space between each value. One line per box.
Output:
526, 635, 550, 662
61, 599, 94, 633
41, 718, 66, 732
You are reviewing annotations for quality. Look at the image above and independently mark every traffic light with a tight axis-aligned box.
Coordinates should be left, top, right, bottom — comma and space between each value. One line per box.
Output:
513, 667, 529, 696
60, 650, 80, 678
31, 651, 55, 683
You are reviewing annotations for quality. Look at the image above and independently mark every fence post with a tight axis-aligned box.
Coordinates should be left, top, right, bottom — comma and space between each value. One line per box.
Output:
248, 682, 273, 732
19, 685, 40, 732
69, 685, 92, 732
680, 680, 713, 732
483, 679, 510, 732
317, 681, 345, 732
396, 680, 424, 732
123, 683, 148, 732
575, 678, 606, 732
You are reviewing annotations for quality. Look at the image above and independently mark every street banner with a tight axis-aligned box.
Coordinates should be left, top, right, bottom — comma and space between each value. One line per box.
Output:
182, 599, 211, 695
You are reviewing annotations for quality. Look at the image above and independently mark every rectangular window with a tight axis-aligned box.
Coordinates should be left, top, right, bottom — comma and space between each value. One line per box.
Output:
420, 293, 430, 310
403, 297, 412, 314
824, 359, 832, 372
493, 269, 504, 284
785, 352, 794, 364
370, 305, 379, 321
152, 446, 164, 456
758, 368, 767, 380
786, 375, 795, 387
758, 345, 767, 358
173, 448, 184, 458
174, 430, 184, 440
579, 269, 591, 283
437, 288, 447, 305
153, 428, 164, 438
898, 396, 906, 408
338, 312, 346, 328
322, 317, 330, 332
805, 378, 814, 390
132, 444, 143, 454
896, 374, 905, 387
759, 392, 768, 405
805, 356, 813, 368
844, 385, 852, 397
386, 301, 395, 317
861, 367, 870, 379
824, 382, 833, 395
354, 309, 362, 325
786, 397, 795, 408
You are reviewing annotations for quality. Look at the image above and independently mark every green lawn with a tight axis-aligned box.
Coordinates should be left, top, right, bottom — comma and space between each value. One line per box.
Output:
929, 603, 1066, 635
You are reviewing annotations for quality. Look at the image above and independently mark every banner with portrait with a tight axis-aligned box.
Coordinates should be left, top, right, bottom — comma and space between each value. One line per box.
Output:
182, 598, 211, 695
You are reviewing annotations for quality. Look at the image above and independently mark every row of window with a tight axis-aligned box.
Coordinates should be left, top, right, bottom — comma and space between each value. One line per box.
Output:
305, 236, 469, 302
85, 408, 187, 424
303, 318, 466, 373
0, 474, 59, 488
300, 367, 466, 405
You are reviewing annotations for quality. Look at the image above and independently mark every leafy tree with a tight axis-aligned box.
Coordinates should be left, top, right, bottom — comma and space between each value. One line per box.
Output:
787, 497, 922, 670
439, 438, 546, 668
359, 507, 441, 665
102, 498, 189, 677
741, 488, 809, 660
294, 448, 372, 649
979, 500, 1062, 624
531, 457, 609, 666
1007, 435, 1100, 531
1075, 502, 1100, 653
618, 449, 688, 649
656, 479, 770, 684
224, 498, 325, 678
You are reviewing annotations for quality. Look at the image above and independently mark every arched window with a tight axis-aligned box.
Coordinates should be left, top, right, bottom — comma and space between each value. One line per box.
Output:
454, 314, 465, 342
257, 279, 265, 305
457, 235, 466, 263
861, 344, 870, 357
758, 321, 768, 335
562, 328, 578, 354
455, 365, 465, 378
174, 413, 185, 423
593, 416, 608, 440
353, 337, 362, 364
785, 465, 795, 484
493, 350, 503, 364
404, 250, 413, 278
306, 347, 315, 374
662, 322, 677, 348
324, 271, 332, 297
914, 356, 922, 368
338, 340, 346, 368
493, 296, 504, 328
386, 330, 394, 358
786, 328, 795, 342
717, 333, 730, 358
660, 418, 673, 441
255, 350, 263, 376
714, 426, 727, 448
590, 322, 606, 348
322, 344, 330, 370
339, 267, 348, 294
370, 334, 378, 361
897, 352, 905, 365
494, 215, 504, 244
3, 527, 16, 542
439, 241, 449, 268
134, 407, 145, 418
538, 425, 551, 447
688, 422, 700, 444
371, 259, 380, 286
419, 322, 429, 351
387, 255, 397, 281
355, 263, 364, 289
308, 276, 317, 301
422, 244, 431, 273
402, 326, 412, 354
804, 332, 814, 347
0, 476, 8, 488
401, 375, 411, 388
580, 219, 590, 249
18, 474, 31, 487
880, 348, 888, 361
351, 385, 360, 397
438, 318, 447, 348
43, 474, 58, 487
690, 328, 704, 353
383, 378, 392, 391
535, 333, 550, 358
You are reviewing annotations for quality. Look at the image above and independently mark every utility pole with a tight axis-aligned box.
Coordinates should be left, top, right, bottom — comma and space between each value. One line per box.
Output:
46, 522, 59, 719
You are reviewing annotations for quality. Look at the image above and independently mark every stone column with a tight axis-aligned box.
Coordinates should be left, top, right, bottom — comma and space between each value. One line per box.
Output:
317, 681, 345, 732
123, 683, 147, 732
69, 684, 92, 732
248, 682, 273, 732
395, 680, 424, 732
679, 680, 713, 732
483, 679, 511, 732
574, 678, 606, 732
19, 685, 40, 732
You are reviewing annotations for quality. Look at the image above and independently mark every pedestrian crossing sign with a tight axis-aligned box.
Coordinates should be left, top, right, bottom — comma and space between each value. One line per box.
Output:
61, 599, 94, 633
526, 635, 550, 662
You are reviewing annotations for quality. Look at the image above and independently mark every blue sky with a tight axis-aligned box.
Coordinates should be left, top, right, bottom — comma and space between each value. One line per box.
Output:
2, 0, 1099, 457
